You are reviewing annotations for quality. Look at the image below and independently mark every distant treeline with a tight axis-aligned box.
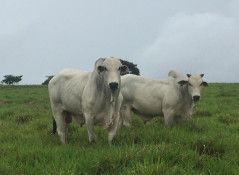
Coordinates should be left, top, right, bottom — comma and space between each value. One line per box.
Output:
1, 59, 139, 85
42, 59, 140, 85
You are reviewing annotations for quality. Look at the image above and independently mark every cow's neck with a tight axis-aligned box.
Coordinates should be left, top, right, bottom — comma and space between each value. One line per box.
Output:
91, 72, 119, 128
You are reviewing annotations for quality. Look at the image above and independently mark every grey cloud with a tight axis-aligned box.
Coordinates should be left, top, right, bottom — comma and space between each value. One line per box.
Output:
134, 12, 239, 82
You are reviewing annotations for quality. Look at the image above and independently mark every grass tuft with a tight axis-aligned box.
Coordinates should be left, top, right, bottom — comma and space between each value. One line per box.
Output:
192, 138, 225, 157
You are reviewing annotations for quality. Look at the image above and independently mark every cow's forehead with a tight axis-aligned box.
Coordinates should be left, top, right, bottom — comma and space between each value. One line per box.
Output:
189, 74, 203, 84
104, 57, 122, 68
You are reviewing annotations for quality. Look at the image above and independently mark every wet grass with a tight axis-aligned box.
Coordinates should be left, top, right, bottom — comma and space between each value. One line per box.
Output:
0, 84, 239, 174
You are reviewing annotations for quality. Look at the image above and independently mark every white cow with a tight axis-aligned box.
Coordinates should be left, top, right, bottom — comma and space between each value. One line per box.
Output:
48, 57, 128, 144
120, 70, 208, 126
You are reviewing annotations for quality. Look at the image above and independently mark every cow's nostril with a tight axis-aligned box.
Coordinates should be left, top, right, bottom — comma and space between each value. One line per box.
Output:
109, 82, 119, 90
193, 95, 200, 101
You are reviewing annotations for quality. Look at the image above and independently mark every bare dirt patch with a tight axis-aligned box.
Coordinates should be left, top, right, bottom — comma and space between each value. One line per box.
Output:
0, 100, 11, 104
24, 100, 36, 105
16, 116, 32, 124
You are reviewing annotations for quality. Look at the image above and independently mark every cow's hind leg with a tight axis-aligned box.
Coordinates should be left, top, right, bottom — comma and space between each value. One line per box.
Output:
53, 118, 57, 134
52, 108, 70, 144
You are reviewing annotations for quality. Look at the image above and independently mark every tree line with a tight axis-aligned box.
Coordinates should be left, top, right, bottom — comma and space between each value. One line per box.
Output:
1, 59, 140, 85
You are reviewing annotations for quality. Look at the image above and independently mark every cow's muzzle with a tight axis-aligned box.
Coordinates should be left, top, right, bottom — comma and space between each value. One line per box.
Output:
109, 82, 119, 90
193, 95, 200, 101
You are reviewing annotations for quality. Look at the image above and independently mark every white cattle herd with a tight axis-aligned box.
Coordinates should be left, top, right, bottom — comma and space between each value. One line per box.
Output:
48, 57, 208, 144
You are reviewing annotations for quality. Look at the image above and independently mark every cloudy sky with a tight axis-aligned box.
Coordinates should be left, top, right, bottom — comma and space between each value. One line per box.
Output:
1, 0, 238, 84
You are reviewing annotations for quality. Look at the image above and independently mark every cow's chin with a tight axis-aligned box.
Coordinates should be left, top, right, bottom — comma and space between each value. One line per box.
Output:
194, 99, 198, 103
110, 89, 118, 103
192, 98, 200, 103
110, 88, 119, 95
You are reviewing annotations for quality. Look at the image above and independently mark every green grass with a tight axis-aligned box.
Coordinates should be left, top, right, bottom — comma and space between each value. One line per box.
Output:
0, 84, 239, 174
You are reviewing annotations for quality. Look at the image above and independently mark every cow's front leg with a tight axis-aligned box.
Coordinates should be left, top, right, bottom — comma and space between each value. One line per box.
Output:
85, 113, 97, 142
107, 112, 120, 143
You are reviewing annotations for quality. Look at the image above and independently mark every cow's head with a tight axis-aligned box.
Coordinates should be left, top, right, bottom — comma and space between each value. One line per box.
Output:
96, 57, 129, 91
178, 74, 208, 102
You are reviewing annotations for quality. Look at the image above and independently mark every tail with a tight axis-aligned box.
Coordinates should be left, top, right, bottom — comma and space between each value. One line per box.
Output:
52, 118, 57, 134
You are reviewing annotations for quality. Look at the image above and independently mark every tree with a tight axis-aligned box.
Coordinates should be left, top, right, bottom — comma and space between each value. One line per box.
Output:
42, 76, 54, 85
2, 75, 23, 85
120, 59, 140, 75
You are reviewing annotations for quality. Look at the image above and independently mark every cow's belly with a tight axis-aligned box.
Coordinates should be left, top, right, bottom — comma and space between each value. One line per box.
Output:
132, 99, 163, 116
62, 98, 83, 115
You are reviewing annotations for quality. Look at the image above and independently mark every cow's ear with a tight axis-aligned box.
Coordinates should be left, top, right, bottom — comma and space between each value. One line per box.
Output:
200, 74, 204, 78
202, 81, 208, 87
187, 74, 191, 78
178, 80, 188, 86
119, 65, 129, 75
97, 65, 106, 74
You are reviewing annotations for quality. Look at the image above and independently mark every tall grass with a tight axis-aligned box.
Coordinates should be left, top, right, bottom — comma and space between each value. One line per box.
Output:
0, 84, 239, 174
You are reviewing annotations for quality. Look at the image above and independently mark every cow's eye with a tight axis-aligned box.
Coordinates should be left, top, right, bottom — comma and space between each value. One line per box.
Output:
188, 83, 192, 86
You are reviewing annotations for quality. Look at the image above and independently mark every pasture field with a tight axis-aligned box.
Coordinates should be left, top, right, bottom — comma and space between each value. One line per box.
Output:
0, 84, 239, 174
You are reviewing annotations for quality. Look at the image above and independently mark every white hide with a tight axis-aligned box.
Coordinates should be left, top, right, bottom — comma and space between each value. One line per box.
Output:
48, 57, 127, 144
120, 70, 208, 126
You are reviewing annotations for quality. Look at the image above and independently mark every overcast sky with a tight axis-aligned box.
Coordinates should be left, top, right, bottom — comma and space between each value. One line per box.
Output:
1, 0, 239, 84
